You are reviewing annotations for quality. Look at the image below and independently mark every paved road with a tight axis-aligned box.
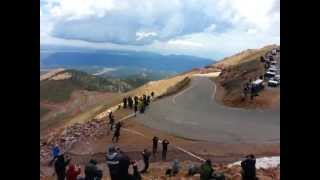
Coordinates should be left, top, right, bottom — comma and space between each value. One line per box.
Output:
138, 77, 280, 144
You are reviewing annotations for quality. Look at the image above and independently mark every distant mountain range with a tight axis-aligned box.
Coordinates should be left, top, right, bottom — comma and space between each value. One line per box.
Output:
40, 45, 215, 74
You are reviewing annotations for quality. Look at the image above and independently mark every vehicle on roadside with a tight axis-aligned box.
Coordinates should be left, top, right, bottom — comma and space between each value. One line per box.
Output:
270, 61, 277, 66
268, 78, 280, 87
265, 71, 276, 78
272, 49, 277, 55
251, 79, 265, 92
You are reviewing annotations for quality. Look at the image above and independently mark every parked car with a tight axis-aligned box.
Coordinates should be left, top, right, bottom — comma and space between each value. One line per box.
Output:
272, 49, 277, 55
270, 61, 277, 65
265, 71, 276, 78
268, 79, 280, 87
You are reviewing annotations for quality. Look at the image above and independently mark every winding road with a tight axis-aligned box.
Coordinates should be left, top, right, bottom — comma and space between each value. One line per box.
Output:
138, 76, 280, 144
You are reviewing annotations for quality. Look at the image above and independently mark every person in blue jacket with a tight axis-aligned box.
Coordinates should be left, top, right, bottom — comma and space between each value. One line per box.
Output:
49, 144, 60, 166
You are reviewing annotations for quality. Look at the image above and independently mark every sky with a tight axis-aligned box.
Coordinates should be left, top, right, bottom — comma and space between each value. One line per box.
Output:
40, 0, 280, 60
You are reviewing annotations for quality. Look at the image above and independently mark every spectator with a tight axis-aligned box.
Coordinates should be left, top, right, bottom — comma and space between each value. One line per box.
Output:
84, 159, 103, 180
171, 160, 180, 176
140, 149, 151, 174
108, 111, 115, 131
123, 97, 127, 109
112, 122, 122, 143
152, 136, 159, 156
54, 154, 71, 180
162, 139, 170, 160
188, 163, 200, 176
165, 160, 180, 177
241, 155, 256, 180
49, 144, 60, 166
118, 150, 132, 179
132, 160, 142, 180
106, 146, 120, 180
200, 159, 214, 180
66, 164, 81, 180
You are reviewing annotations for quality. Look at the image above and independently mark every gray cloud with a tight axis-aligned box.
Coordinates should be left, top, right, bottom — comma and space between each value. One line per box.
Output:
50, 0, 232, 45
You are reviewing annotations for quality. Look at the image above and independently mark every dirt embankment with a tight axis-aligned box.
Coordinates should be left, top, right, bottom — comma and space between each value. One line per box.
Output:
211, 45, 279, 109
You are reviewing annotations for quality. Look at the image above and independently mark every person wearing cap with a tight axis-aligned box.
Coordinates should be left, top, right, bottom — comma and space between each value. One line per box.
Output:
84, 159, 103, 180
106, 146, 120, 180
241, 154, 256, 180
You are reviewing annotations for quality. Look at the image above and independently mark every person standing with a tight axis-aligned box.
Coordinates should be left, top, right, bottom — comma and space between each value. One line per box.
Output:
134, 96, 138, 106
138, 98, 144, 113
84, 159, 103, 180
66, 164, 81, 180
200, 159, 214, 180
134, 103, 138, 116
140, 149, 151, 174
108, 111, 115, 131
146, 95, 151, 106
112, 122, 122, 143
49, 144, 60, 166
162, 139, 170, 160
106, 146, 120, 180
123, 97, 127, 109
152, 136, 159, 156
54, 154, 71, 180
132, 160, 142, 180
241, 155, 256, 180
128, 96, 133, 109
118, 150, 132, 180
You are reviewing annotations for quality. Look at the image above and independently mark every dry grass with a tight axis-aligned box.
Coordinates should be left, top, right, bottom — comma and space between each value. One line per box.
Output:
40, 68, 65, 81
158, 77, 191, 98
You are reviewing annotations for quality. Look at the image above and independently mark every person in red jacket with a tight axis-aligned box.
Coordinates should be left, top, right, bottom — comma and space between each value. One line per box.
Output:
66, 164, 81, 180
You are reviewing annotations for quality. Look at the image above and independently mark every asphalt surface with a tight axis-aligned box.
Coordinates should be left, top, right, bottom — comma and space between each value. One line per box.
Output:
138, 76, 280, 144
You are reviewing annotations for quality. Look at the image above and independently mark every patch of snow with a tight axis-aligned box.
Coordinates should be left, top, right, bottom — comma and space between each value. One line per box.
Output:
192, 72, 221, 77
50, 72, 72, 80
93, 68, 117, 76
228, 156, 280, 169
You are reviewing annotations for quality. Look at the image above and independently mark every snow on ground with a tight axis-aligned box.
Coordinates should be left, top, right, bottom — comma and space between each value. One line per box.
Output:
228, 156, 280, 169
192, 72, 221, 77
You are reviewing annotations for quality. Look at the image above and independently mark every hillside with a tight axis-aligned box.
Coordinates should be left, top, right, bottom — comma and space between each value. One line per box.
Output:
211, 44, 280, 108
40, 69, 131, 103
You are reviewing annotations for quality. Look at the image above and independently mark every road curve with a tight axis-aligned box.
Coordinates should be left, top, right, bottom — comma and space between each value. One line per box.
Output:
138, 76, 280, 144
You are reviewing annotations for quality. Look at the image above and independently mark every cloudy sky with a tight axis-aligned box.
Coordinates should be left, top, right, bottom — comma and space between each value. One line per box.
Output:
40, 0, 280, 59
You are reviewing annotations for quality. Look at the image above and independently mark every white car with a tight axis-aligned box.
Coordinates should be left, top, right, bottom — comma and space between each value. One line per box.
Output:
268, 79, 279, 87
270, 61, 277, 65
272, 49, 277, 55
